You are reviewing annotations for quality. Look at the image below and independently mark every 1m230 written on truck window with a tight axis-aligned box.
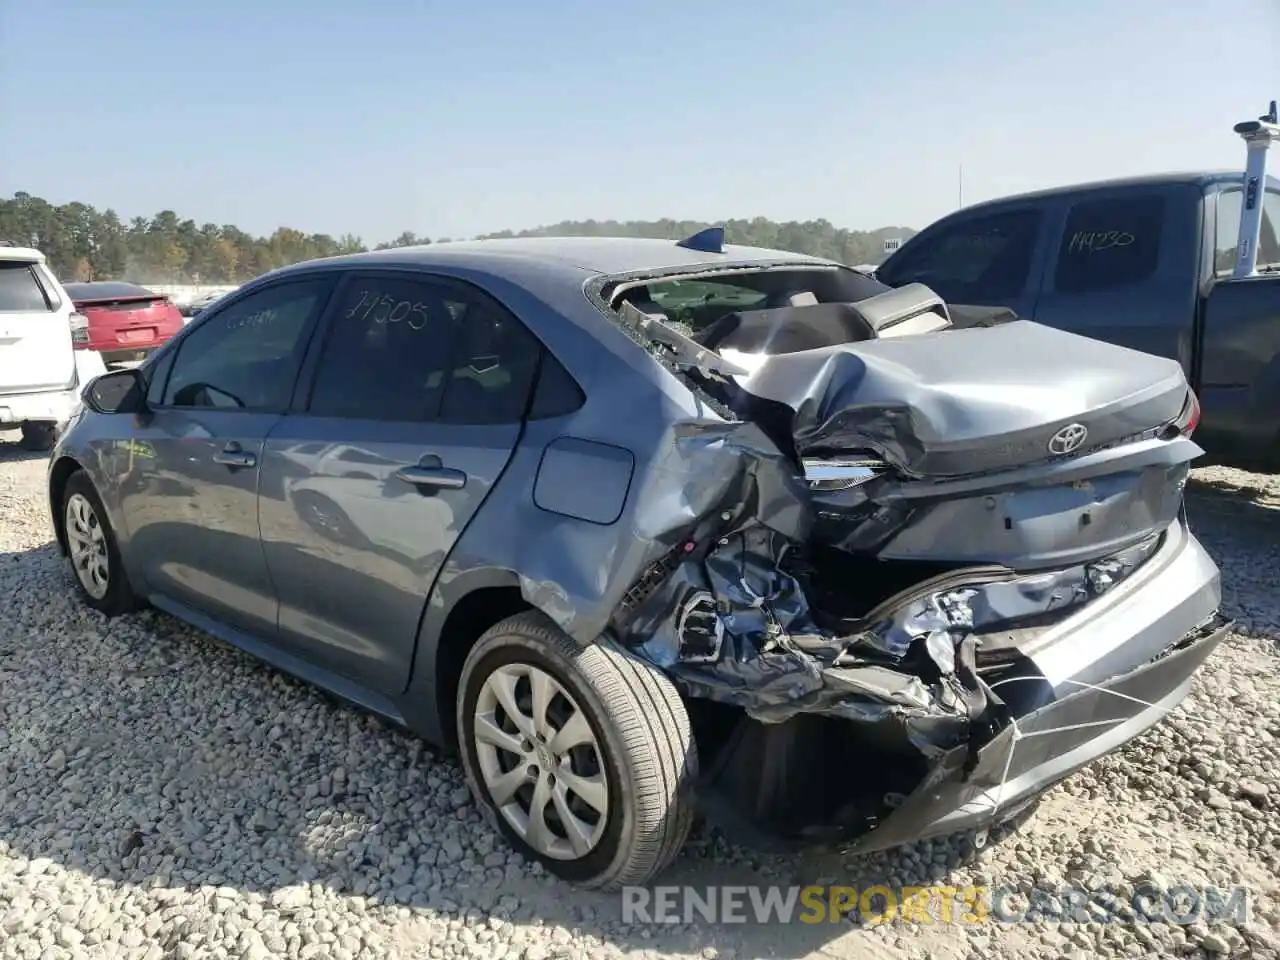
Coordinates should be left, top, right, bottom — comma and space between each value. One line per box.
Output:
1053, 196, 1165, 294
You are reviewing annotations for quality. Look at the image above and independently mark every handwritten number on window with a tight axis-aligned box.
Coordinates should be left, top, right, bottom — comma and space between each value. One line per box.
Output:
226, 307, 278, 331
1068, 230, 1135, 254
345, 290, 432, 330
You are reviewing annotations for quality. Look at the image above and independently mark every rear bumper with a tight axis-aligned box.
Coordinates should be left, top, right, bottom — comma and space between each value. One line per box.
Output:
847, 519, 1225, 851
0, 387, 80, 426
699, 518, 1227, 850
851, 612, 1229, 852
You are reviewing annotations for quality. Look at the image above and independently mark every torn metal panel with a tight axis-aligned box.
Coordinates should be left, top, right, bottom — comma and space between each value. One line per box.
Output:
841, 532, 1164, 663
614, 505, 991, 757
512, 413, 809, 646
617, 468, 1163, 743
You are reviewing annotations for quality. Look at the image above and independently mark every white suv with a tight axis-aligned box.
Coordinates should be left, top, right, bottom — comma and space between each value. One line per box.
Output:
0, 245, 103, 449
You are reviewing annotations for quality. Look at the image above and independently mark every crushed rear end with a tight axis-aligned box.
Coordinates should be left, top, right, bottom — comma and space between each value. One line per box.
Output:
598, 271, 1227, 850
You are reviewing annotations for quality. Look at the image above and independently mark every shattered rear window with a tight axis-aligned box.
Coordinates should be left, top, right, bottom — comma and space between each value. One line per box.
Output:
647, 279, 767, 333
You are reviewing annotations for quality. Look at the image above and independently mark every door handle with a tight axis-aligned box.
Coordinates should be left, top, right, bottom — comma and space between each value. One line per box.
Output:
212, 442, 257, 469
395, 463, 467, 490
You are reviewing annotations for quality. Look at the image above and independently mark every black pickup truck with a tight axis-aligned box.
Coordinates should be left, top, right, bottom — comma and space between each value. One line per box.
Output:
875, 169, 1280, 471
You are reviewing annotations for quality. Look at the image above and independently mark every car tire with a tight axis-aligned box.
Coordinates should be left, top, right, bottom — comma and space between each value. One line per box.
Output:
456, 611, 697, 890
61, 470, 140, 617
20, 421, 56, 451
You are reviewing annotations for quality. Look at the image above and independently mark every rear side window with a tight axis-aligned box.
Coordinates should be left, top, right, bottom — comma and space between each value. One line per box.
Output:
1214, 187, 1280, 272
1054, 195, 1165, 293
0, 262, 52, 312
307, 275, 540, 425
876, 209, 1041, 303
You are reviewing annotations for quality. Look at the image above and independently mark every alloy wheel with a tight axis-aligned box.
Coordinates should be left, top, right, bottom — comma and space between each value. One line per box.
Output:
65, 493, 110, 600
472, 662, 610, 860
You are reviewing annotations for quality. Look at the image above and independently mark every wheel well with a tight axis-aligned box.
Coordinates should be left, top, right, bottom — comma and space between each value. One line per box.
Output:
48, 457, 84, 555
435, 586, 533, 743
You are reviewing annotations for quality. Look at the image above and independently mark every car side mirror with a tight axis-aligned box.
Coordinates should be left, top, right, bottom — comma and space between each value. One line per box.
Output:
83, 368, 146, 415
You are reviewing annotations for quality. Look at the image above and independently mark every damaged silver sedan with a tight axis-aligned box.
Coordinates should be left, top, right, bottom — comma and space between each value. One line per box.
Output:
48, 231, 1227, 890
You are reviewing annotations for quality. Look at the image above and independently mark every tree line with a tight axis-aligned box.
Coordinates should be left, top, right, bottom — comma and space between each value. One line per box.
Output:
0, 192, 917, 285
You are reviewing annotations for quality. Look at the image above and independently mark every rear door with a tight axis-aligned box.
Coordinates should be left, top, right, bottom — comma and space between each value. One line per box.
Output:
0, 256, 75, 394
875, 205, 1050, 317
257, 270, 542, 695
1029, 184, 1201, 373
119, 277, 334, 637
1196, 184, 1280, 452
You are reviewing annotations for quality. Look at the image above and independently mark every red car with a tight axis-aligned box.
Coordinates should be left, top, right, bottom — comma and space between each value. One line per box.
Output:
62, 281, 184, 364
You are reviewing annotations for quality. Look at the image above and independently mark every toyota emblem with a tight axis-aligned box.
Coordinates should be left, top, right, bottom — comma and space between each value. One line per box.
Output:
1048, 423, 1088, 455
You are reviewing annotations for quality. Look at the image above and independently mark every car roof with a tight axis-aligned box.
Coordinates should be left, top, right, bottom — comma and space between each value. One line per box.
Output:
957, 170, 1280, 214
0, 246, 46, 264
275, 235, 838, 279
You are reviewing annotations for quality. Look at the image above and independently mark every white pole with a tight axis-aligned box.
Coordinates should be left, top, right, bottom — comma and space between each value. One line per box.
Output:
1232, 102, 1280, 279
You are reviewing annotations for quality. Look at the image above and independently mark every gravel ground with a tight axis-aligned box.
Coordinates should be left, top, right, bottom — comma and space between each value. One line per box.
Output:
0, 444, 1277, 960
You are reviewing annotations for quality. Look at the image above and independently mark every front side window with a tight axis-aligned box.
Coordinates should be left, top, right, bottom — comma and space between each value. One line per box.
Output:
308, 275, 541, 424
1214, 187, 1280, 273
0, 262, 52, 312
161, 280, 328, 410
877, 210, 1042, 303
1054, 195, 1165, 293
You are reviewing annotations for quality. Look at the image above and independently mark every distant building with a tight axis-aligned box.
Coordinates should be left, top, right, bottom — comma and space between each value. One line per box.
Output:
882, 237, 905, 254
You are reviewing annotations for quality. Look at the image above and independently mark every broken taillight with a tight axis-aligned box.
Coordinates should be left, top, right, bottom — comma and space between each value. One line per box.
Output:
1163, 389, 1200, 439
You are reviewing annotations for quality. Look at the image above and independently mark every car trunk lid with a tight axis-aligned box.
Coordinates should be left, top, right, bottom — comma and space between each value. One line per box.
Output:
76, 294, 176, 348
710, 316, 1197, 570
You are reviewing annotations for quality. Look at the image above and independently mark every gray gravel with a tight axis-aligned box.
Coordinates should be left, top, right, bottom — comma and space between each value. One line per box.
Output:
0, 444, 1277, 960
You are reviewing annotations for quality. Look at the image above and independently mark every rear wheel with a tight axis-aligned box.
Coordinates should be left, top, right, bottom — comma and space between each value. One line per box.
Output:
61, 470, 140, 616
20, 421, 56, 451
456, 611, 697, 890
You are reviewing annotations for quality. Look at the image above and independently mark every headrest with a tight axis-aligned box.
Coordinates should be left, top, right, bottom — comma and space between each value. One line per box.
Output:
767, 289, 819, 308
695, 302, 879, 354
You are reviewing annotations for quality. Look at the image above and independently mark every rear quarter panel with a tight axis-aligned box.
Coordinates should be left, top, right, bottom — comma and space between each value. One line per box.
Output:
395, 260, 717, 735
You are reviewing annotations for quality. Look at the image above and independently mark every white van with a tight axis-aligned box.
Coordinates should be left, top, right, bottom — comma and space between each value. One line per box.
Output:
0, 245, 104, 449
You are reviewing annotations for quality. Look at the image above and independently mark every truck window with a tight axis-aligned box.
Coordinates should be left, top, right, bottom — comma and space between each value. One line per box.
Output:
1214, 187, 1280, 273
876, 209, 1041, 303
1053, 195, 1165, 293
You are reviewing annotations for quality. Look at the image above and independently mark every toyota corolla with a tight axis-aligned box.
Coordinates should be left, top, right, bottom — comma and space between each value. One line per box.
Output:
48, 231, 1227, 890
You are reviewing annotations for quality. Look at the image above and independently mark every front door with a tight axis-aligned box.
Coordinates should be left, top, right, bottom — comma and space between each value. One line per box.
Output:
119, 277, 333, 637
258, 271, 542, 694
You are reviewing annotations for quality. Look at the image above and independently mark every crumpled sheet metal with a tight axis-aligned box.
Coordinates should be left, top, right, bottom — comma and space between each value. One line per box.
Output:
513, 415, 809, 646
614, 418, 1164, 756
728, 319, 1189, 477
616, 520, 982, 757
856, 533, 1163, 667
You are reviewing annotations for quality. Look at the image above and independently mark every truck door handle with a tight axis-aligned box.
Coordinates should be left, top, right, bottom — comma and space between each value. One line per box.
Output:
212, 441, 256, 468
395, 460, 467, 490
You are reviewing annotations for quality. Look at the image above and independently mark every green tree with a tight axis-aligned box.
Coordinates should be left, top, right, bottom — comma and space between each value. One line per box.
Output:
0, 191, 916, 283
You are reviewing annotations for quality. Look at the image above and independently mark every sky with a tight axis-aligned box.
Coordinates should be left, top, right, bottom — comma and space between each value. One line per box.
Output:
2, 0, 1278, 244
